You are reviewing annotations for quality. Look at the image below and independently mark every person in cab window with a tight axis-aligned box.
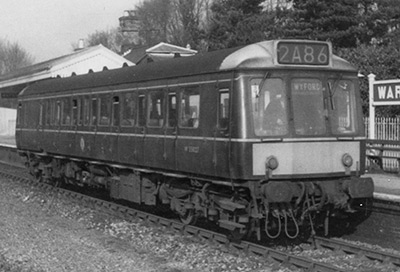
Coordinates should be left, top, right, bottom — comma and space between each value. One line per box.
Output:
263, 92, 287, 134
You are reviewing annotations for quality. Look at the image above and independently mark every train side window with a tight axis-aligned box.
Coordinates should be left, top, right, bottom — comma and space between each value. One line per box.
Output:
61, 98, 71, 126
167, 93, 177, 127
91, 98, 98, 126
147, 90, 164, 127
72, 99, 78, 126
138, 95, 146, 127
121, 93, 136, 127
99, 97, 110, 126
112, 96, 120, 127
218, 90, 229, 130
179, 89, 200, 128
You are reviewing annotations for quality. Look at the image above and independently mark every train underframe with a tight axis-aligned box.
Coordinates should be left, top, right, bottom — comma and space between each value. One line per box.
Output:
22, 152, 374, 241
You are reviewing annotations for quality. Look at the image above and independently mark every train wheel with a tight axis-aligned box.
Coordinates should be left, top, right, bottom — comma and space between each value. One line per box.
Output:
179, 209, 197, 225
30, 169, 43, 183
229, 226, 248, 241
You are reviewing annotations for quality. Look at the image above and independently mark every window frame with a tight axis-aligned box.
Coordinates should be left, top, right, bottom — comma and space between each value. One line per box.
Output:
178, 87, 200, 129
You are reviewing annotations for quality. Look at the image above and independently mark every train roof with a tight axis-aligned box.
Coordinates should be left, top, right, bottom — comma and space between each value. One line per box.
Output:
19, 40, 357, 97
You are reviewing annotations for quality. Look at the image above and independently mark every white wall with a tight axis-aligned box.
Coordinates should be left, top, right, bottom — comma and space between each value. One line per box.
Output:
0, 107, 16, 136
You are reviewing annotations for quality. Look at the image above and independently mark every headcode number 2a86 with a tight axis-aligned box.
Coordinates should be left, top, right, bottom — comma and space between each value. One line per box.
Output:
278, 44, 329, 65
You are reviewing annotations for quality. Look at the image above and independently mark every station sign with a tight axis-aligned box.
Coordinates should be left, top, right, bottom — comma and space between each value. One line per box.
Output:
372, 79, 400, 105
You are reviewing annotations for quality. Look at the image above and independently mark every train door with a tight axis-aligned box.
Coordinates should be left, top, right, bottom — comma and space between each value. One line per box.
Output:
144, 89, 165, 168
85, 95, 98, 159
53, 99, 62, 154
44, 99, 57, 153
163, 91, 178, 170
110, 94, 120, 162
70, 97, 78, 155
214, 86, 231, 178
119, 90, 137, 165
136, 92, 146, 166
58, 97, 75, 155
42, 99, 52, 151
96, 93, 112, 161
175, 86, 203, 174
76, 95, 90, 159
36, 100, 45, 150
16, 102, 23, 148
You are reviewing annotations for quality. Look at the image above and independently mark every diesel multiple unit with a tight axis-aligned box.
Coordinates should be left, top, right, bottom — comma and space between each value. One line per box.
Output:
16, 40, 374, 240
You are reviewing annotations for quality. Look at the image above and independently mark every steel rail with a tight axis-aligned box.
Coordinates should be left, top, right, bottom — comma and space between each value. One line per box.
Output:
0, 159, 399, 271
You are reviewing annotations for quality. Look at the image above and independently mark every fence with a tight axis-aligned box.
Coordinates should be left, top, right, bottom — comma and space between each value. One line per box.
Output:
365, 117, 400, 172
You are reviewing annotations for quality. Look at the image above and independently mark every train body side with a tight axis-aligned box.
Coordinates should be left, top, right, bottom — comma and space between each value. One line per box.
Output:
16, 70, 367, 182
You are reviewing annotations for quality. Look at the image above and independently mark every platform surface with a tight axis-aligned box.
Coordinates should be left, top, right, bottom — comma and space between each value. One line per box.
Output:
0, 135, 16, 146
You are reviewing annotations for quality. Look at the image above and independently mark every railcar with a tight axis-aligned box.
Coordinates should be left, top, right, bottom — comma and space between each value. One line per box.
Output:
16, 40, 373, 240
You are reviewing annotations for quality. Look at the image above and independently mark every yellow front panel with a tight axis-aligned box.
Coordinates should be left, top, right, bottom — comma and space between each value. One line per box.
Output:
252, 141, 360, 176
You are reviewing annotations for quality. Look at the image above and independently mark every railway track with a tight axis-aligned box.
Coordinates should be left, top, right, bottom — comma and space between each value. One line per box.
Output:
0, 158, 399, 272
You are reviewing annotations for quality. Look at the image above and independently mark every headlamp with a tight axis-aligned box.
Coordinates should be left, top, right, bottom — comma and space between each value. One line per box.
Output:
342, 153, 353, 167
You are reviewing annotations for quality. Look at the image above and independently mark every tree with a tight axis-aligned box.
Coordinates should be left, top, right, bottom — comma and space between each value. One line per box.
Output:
337, 44, 400, 116
169, 0, 210, 51
279, 0, 360, 48
135, 0, 211, 51
207, 0, 265, 50
0, 39, 34, 75
136, 0, 171, 46
81, 28, 124, 53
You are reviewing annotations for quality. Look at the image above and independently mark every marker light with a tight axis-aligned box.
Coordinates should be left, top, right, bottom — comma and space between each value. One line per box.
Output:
342, 153, 353, 167
266, 156, 279, 170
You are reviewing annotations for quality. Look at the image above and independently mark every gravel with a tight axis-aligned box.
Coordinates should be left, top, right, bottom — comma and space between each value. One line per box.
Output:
0, 174, 398, 272
0, 176, 286, 272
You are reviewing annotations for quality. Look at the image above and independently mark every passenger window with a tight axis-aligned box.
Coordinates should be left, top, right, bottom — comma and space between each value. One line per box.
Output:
147, 91, 164, 127
61, 99, 71, 125
91, 98, 98, 126
72, 99, 78, 126
112, 96, 120, 127
99, 97, 110, 126
218, 90, 229, 130
121, 93, 136, 127
179, 89, 200, 128
55, 100, 61, 126
138, 95, 146, 127
50, 100, 57, 125
168, 93, 177, 127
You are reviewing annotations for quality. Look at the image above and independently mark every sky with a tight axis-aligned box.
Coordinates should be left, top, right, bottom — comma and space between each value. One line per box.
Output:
0, 0, 141, 63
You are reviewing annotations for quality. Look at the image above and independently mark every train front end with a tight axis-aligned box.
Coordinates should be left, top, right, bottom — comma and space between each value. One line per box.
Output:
226, 40, 373, 238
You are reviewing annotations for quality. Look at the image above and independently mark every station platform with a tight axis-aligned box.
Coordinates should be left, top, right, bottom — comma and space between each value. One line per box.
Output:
364, 172, 400, 202
0, 135, 16, 146
0, 135, 399, 202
